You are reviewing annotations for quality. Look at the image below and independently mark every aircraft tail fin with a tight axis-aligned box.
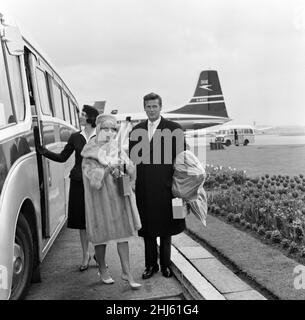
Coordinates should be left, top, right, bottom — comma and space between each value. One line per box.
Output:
169, 70, 229, 118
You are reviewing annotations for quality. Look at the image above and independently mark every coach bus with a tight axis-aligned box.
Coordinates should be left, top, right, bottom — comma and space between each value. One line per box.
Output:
214, 125, 255, 146
0, 13, 80, 299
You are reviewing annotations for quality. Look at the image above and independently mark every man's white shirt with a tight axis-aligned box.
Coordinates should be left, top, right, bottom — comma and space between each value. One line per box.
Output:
148, 117, 161, 141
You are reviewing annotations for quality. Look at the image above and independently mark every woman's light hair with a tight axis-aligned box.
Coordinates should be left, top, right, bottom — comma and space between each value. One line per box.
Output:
96, 114, 118, 129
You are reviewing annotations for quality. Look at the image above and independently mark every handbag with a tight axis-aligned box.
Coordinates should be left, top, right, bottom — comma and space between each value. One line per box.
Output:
117, 164, 132, 196
172, 198, 188, 219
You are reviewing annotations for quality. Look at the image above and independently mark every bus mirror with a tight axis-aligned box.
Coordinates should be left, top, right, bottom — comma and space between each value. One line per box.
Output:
2, 26, 24, 56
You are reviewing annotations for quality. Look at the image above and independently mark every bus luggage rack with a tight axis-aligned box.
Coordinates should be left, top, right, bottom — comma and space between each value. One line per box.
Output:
209, 142, 224, 150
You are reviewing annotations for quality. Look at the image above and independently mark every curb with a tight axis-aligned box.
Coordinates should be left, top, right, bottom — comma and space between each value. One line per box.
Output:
163, 233, 267, 300
170, 245, 225, 300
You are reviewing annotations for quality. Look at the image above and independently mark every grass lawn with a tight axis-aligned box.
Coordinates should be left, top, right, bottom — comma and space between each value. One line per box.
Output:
185, 142, 305, 299
186, 214, 305, 300
203, 144, 305, 177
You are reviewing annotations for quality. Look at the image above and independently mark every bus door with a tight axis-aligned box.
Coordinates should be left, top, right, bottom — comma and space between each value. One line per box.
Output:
25, 52, 50, 238
27, 53, 65, 238
43, 77, 67, 235
238, 129, 244, 145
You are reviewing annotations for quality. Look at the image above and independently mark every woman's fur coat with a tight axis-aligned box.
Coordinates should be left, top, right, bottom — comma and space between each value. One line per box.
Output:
81, 139, 141, 244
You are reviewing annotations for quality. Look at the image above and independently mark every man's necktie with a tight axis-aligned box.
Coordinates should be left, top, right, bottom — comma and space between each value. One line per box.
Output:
148, 122, 154, 141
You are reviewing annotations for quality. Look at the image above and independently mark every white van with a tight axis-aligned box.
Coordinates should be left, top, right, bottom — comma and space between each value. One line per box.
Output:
215, 125, 255, 146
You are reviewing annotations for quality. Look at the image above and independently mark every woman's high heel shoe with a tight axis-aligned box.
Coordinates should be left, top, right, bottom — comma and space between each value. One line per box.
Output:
121, 274, 142, 290
97, 269, 115, 284
79, 256, 91, 272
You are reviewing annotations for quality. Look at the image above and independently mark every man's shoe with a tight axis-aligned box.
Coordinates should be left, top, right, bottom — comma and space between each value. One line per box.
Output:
142, 265, 159, 279
161, 266, 173, 278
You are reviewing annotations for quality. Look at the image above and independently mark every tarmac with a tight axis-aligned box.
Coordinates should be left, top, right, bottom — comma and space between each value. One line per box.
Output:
26, 226, 266, 300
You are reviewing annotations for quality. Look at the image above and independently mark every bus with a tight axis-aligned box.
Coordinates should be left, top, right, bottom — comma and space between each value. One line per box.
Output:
214, 125, 255, 146
0, 13, 80, 299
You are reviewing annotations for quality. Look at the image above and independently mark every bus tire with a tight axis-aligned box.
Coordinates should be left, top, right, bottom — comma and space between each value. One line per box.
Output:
225, 140, 231, 147
10, 214, 34, 300
244, 140, 249, 146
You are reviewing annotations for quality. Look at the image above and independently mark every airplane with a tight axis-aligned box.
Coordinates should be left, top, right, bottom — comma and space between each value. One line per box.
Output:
113, 70, 231, 130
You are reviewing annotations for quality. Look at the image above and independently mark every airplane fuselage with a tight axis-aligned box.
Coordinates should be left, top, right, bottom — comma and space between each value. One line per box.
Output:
115, 112, 230, 130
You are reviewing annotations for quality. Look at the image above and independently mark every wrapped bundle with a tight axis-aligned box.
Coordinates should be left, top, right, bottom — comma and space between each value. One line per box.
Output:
187, 188, 208, 227
172, 150, 205, 200
172, 150, 207, 226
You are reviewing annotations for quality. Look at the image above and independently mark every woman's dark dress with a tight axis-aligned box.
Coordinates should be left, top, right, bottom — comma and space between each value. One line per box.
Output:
42, 132, 93, 229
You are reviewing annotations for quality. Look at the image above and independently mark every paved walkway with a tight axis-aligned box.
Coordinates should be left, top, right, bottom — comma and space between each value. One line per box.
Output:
26, 225, 267, 300
27, 228, 184, 300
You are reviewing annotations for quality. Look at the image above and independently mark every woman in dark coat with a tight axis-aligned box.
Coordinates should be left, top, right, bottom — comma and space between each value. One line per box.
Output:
38, 105, 99, 271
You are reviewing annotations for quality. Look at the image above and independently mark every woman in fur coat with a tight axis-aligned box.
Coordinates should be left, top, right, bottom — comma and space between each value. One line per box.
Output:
81, 114, 142, 289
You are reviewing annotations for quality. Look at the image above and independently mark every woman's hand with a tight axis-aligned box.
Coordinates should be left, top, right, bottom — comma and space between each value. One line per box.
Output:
37, 145, 46, 155
111, 167, 121, 179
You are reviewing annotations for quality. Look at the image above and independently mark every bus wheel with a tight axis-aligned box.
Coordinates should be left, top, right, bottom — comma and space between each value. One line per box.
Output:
244, 140, 249, 146
225, 140, 231, 147
10, 214, 34, 300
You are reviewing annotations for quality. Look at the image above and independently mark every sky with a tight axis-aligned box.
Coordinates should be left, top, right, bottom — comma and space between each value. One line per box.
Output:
2, 0, 305, 126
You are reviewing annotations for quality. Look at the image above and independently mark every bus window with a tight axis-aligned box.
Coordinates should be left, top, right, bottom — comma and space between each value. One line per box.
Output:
36, 69, 52, 116
62, 92, 71, 124
249, 129, 253, 134
50, 79, 64, 120
75, 106, 80, 128
0, 47, 15, 128
73, 103, 79, 128
69, 99, 76, 127
6, 55, 25, 121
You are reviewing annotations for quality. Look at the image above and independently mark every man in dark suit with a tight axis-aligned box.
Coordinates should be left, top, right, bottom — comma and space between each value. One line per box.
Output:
129, 93, 186, 279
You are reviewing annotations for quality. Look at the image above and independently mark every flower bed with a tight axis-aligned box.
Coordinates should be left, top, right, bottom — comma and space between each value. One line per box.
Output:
205, 165, 305, 259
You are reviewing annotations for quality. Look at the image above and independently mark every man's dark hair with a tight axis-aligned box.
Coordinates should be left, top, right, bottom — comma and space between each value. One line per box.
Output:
143, 92, 162, 108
